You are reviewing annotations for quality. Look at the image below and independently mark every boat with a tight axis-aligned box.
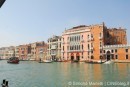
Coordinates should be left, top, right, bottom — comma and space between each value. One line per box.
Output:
43, 60, 52, 63
85, 60, 104, 64
38, 59, 43, 63
104, 60, 114, 64
7, 57, 19, 64
71, 60, 79, 63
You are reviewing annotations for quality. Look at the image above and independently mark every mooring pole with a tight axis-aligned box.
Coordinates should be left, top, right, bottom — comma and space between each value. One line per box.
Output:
1, 79, 8, 87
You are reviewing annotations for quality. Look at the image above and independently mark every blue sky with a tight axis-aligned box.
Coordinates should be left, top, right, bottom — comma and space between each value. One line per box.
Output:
0, 0, 130, 47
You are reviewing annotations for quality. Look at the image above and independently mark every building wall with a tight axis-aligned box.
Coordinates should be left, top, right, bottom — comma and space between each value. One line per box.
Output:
47, 35, 61, 61
90, 24, 104, 61
103, 45, 130, 61
18, 45, 29, 60
36, 43, 48, 61
104, 28, 127, 45
62, 25, 91, 61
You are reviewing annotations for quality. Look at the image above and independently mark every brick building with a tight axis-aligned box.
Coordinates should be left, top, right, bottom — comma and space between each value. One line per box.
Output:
36, 42, 48, 61
18, 44, 31, 60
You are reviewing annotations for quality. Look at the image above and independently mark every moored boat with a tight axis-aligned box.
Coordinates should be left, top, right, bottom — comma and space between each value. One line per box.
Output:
43, 60, 52, 63
7, 57, 19, 64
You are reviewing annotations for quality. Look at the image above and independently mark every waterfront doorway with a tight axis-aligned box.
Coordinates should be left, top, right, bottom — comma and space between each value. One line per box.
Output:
76, 53, 80, 61
71, 53, 74, 61
106, 51, 111, 61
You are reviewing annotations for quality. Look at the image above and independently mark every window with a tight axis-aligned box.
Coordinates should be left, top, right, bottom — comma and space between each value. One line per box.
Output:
82, 44, 83, 50
111, 54, 114, 59
99, 33, 102, 37
67, 37, 69, 41
63, 46, 64, 51
126, 49, 128, 52
88, 52, 89, 55
91, 51, 93, 54
67, 46, 69, 50
104, 50, 105, 53
111, 50, 113, 53
126, 55, 128, 59
107, 32, 109, 38
88, 44, 90, 49
115, 55, 118, 59
100, 42, 102, 47
88, 35, 89, 38
82, 35, 83, 39
100, 50, 102, 53
91, 34, 93, 38
115, 49, 117, 53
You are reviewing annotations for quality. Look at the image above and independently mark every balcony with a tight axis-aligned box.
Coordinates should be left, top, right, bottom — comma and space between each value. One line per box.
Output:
99, 36, 103, 40
80, 39, 84, 43
61, 50, 64, 53
99, 47, 103, 49
62, 42, 65, 44
90, 47, 94, 50
51, 53, 56, 55
87, 38, 94, 42
51, 45, 57, 50
67, 50, 82, 52
87, 49, 92, 52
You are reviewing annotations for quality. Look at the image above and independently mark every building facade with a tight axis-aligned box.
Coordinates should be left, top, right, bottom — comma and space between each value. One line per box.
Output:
103, 44, 130, 62
36, 42, 48, 61
61, 23, 127, 62
18, 44, 31, 60
0, 46, 15, 59
30, 41, 46, 61
47, 35, 62, 61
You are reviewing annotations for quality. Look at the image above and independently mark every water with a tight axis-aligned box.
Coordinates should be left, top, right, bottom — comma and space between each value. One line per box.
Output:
0, 60, 130, 87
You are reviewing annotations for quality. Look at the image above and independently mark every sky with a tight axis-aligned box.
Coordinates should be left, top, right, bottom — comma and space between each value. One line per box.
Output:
0, 0, 130, 47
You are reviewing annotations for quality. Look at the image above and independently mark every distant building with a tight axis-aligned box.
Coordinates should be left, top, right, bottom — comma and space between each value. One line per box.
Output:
36, 43, 48, 61
30, 41, 46, 61
15, 46, 19, 58
18, 44, 31, 60
61, 23, 127, 62
47, 35, 62, 61
0, 46, 15, 59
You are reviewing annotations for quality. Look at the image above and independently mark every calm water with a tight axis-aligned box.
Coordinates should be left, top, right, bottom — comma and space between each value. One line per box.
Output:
0, 60, 130, 87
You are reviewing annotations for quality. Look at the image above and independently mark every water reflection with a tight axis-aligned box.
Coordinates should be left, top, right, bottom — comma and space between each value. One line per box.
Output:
0, 60, 130, 87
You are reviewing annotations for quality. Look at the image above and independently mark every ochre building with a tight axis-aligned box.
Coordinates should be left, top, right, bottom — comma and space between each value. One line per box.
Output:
61, 23, 127, 62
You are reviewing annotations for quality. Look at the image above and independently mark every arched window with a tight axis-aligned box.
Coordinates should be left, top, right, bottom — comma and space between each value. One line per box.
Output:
88, 44, 90, 49
82, 44, 83, 50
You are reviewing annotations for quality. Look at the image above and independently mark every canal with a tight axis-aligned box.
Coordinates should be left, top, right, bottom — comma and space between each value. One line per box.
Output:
0, 60, 130, 87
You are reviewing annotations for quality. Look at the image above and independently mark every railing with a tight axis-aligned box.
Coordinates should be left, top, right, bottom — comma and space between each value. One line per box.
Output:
67, 50, 83, 52
103, 44, 130, 49
87, 38, 94, 42
87, 49, 92, 52
99, 36, 103, 40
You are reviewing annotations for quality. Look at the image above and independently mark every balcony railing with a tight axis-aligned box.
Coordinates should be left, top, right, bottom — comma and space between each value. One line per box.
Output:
87, 38, 94, 42
99, 36, 103, 40
81, 39, 84, 42
99, 47, 103, 49
61, 50, 64, 53
87, 49, 92, 52
67, 50, 83, 52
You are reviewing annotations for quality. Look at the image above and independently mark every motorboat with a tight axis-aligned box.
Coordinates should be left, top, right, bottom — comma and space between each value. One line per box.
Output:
43, 60, 52, 63
104, 60, 114, 64
7, 57, 19, 64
